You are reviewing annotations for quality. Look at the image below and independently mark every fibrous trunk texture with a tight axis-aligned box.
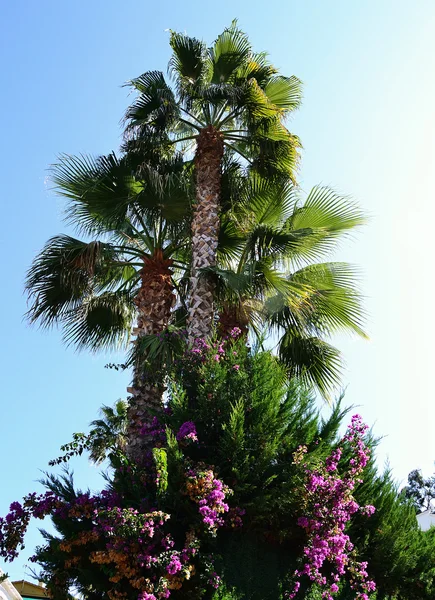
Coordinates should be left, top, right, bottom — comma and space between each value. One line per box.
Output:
126, 249, 176, 462
217, 303, 250, 341
187, 125, 224, 344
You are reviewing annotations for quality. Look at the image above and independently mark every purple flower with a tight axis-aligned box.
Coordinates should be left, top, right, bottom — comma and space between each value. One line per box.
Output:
138, 593, 156, 600
230, 327, 242, 338
360, 504, 376, 516
291, 415, 376, 599
166, 554, 182, 575
176, 421, 198, 443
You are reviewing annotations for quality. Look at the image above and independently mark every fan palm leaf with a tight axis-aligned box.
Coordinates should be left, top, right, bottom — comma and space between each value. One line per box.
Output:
123, 21, 303, 341
26, 150, 192, 459
214, 175, 367, 398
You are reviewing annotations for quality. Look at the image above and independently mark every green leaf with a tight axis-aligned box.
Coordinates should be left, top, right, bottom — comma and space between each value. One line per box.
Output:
264, 75, 303, 112
124, 71, 178, 134
51, 153, 136, 235
169, 32, 207, 83
210, 21, 252, 83
289, 262, 367, 338
279, 332, 343, 401
63, 291, 135, 351
289, 185, 366, 235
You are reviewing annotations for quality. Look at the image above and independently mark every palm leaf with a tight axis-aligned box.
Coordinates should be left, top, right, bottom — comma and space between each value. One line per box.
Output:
264, 76, 303, 112
25, 235, 120, 327
279, 332, 343, 401
63, 291, 135, 351
264, 262, 366, 340
236, 51, 277, 87
51, 153, 136, 235
169, 32, 207, 85
288, 185, 366, 238
210, 20, 252, 84
289, 262, 367, 338
238, 175, 297, 226
124, 71, 179, 134
249, 126, 302, 180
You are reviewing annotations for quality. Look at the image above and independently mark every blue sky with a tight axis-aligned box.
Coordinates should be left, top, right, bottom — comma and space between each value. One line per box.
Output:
2, 0, 435, 580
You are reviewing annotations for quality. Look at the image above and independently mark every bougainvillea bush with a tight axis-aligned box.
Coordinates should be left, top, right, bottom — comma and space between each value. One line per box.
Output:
1, 335, 435, 600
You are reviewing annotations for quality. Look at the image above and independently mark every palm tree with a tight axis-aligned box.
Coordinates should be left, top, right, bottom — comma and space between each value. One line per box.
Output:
123, 21, 302, 342
26, 151, 191, 460
212, 174, 367, 398
87, 399, 129, 464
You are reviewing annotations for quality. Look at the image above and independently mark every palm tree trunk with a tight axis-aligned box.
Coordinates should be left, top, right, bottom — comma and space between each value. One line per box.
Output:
187, 125, 224, 343
126, 249, 176, 462
217, 303, 249, 340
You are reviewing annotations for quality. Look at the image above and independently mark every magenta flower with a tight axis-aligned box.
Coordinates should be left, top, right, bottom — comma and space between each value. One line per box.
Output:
291, 415, 376, 599
176, 421, 198, 443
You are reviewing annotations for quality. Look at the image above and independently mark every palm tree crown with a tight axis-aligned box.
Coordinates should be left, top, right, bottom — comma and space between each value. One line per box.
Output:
26, 152, 191, 351
123, 21, 303, 341
214, 172, 367, 398
26, 150, 192, 460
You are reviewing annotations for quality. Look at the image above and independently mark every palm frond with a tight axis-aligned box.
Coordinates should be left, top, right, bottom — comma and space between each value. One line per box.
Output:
289, 262, 367, 338
288, 185, 366, 243
25, 235, 121, 328
242, 224, 316, 262
124, 71, 179, 134
210, 20, 252, 84
279, 333, 343, 401
51, 153, 137, 235
135, 163, 192, 227
263, 262, 366, 339
128, 326, 187, 373
264, 75, 303, 112
218, 216, 245, 265
236, 51, 278, 87
62, 292, 135, 351
169, 32, 208, 85
88, 400, 128, 463
248, 126, 302, 180
236, 174, 297, 226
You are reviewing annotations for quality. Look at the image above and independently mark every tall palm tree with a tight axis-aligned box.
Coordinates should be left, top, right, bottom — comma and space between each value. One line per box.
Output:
212, 174, 367, 399
26, 152, 192, 460
123, 21, 302, 342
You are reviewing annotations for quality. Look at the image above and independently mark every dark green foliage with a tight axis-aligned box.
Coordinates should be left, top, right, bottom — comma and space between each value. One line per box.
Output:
7, 344, 435, 600
348, 465, 435, 599
163, 343, 435, 600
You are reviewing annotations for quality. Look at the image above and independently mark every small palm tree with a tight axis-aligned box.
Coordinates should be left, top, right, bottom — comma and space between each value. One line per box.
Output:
88, 399, 129, 464
26, 151, 191, 459
213, 174, 367, 398
123, 21, 302, 342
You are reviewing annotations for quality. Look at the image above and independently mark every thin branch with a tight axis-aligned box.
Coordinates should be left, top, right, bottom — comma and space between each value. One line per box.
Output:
171, 259, 189, 269
112, 261, 144, 268
179, 107, 205, 128
223, 134, 250, 142
179, 117, 202, 133
202, 102, 213, 126
111, 246, 145, 258
221, 129, 250, 134
216, 108, 242, 129
115, 271, 142, 292
168, 134, 199, 146
212, 101, 230, 127
223, 140, 252, 164
131, 209, 155, 251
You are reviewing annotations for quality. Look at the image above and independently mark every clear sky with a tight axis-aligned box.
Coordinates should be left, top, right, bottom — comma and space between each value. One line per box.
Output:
2, 0, 435, 581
